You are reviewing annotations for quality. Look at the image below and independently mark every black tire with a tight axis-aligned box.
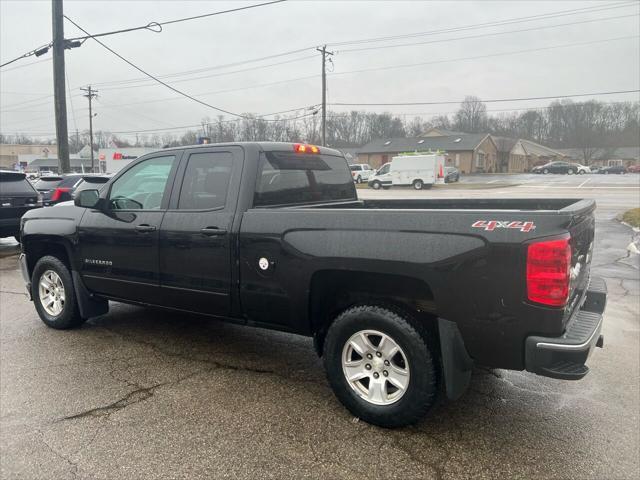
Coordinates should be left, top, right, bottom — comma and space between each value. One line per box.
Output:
31, 255, 85, 329
543, 169, 549, 174
323, 305, 439, 428
567, 169, 575, 175
413, 179, 424, 190
579, 170, 586, 175
371, 181, 381, 190
356, 175, 362, 184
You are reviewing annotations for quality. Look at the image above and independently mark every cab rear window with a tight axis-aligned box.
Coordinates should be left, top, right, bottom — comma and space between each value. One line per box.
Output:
0, 177, 36, 195
253, 152, 356, 207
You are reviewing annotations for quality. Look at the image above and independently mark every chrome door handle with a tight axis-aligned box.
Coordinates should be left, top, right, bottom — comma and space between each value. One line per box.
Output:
135, 224, 156, 233
200, 227, 227, 236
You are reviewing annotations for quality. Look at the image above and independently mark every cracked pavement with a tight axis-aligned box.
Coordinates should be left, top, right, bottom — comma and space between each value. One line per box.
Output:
1, 178, 639, 479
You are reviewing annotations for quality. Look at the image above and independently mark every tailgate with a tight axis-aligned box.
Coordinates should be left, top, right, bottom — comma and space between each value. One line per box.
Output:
564, 202, 596, 325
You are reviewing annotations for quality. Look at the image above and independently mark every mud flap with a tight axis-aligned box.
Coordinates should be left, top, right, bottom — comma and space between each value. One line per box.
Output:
438, 318, 473, 400
72, 271, 109, 319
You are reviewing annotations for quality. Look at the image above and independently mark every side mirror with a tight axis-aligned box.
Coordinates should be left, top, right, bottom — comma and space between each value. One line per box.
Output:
74, 189, 100, 208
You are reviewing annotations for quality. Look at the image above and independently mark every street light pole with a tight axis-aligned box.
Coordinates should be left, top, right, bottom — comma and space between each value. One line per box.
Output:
81, 86, 98, 172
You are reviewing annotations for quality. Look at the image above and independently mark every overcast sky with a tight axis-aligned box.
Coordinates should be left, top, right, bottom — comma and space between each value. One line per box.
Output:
1, 0, 639, 141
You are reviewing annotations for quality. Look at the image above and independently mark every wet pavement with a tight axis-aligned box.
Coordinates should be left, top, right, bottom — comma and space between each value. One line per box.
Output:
1, 181, 638, 479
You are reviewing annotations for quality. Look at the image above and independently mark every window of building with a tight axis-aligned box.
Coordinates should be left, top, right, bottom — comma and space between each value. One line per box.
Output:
455, 153, 460, 167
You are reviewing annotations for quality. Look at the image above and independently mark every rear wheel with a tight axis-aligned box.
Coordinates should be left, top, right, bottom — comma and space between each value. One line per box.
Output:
413, 179, 424, 190
543, 168, 549, 174
32, 256, 85, 329
568, 169, 575, 175
323, 305, 439, 428
356, 175, 362, 184
579, 170, 586, 175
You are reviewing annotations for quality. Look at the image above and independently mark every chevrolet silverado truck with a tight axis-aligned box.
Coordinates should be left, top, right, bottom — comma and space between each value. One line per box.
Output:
19, 142, 607, 427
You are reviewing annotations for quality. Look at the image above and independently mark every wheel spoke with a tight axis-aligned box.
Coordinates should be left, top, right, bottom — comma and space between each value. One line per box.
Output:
387, 367, 410, 391
343, 360, 366, 381
349, 335, 368, 356
367, 379, 386, 403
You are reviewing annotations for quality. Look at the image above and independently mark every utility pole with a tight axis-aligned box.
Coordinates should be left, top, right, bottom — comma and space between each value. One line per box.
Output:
52, 0, 70, 173
316, 45, 333, 146
81, 86, 98, 172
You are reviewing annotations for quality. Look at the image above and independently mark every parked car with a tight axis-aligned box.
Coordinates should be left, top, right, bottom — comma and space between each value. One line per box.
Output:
589, 166, 602, 174
444, 166, 460, 183
572, 163, 591, 174
0, 171, 42, 240
349, 164, 374, 183
598, 165, 627, 174
531, 161, 579, 174
33, 174, 86, 206
71, 174, 112, 199
626, 164, 640, 173
19, 142, 606, 428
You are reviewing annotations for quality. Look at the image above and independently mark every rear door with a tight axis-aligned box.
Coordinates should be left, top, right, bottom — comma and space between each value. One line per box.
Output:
158, 147, 243, 315
78, 153, 180, 303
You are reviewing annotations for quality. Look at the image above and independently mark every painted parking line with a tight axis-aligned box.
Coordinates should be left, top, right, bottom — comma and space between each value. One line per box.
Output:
578, 178, 591, 188
517, 185, 639, 189
487, 179, 501, 184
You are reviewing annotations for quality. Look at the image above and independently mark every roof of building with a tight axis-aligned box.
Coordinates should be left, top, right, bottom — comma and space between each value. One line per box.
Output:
358, 133, 491, 154
492, 136, 518, 152
557, 146, 640, 161
28, 156, 94, 167
420, 128, 466, 137
518, 139, 565, 158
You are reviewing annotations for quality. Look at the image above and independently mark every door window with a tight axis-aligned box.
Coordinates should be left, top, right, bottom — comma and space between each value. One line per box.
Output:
177, 152, 233, 210
378, 163, 390, 175
108, 155, 175, 210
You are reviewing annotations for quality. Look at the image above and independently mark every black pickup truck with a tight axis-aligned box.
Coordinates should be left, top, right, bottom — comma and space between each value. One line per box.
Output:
19, 142, 606, 427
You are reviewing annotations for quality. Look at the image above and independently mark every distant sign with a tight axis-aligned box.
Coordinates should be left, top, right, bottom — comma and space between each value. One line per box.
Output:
112, 152, 138, 160
197, 137, 211, 145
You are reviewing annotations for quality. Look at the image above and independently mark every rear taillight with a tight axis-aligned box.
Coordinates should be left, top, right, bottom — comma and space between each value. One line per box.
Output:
526, 235, 571, 307
50, 187, 70, 202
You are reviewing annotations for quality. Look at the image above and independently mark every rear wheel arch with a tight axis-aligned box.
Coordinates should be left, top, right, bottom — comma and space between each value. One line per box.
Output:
308, 270, 438, 356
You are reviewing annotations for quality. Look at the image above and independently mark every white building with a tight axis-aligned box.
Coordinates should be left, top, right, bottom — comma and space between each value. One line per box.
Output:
98, 147, 158, 173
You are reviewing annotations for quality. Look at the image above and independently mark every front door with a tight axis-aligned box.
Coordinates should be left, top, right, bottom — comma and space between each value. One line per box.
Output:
158, 147, 242, 316
78, 153, 179, 303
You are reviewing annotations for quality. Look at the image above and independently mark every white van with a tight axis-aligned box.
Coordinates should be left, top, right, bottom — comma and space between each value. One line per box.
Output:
368, 154, 440, 190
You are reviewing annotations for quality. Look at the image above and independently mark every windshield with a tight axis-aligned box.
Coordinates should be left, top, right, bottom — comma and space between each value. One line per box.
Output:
34, 178, 63, 190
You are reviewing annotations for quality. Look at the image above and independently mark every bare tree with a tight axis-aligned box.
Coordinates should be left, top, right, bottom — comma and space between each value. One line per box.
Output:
454, 96, 487, 133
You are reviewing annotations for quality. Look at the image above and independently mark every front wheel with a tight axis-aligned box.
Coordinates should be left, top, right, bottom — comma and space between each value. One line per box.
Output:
371, 181, 381, 190
543, 169, 549, 174
579, 170, 586, 175
32, 255, 85, 329
323, 305, 439, 428
356, 175, 362, 184
568, 169, 575, 175
413, 179, 424, 190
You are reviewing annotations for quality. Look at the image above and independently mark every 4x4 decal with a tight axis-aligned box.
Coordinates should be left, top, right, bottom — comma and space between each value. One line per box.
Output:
472, 220, 536, 232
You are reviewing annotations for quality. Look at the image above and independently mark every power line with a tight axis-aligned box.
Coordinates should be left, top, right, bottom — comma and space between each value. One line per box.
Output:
0, 58, 52, 73
329, 89, 640, 107
95, 53, 318, 91
64, 16, 310, 122
69, 1, 636, 90
327, 1, 637, 48
0, 42, 52, 69
327, 35, 640, 80
337, 13, 638, 53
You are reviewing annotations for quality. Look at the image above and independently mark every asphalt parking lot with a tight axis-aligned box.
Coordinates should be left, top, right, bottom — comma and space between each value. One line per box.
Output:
1, 173, 639, 479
